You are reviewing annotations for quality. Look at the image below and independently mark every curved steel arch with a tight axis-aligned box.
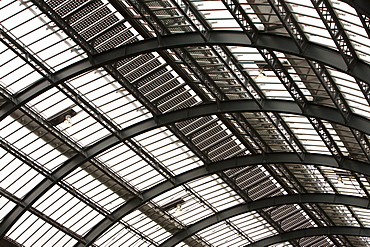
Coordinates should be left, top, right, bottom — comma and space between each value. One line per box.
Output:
3, 31, 370, 122
78, 152, 370, 246
159, 193, 370, 247
3, 99, 370, 240
245, 226, 370, 247
82, 31, 370, 83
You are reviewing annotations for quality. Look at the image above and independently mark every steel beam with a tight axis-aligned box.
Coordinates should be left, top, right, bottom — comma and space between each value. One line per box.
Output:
89, 31, 366, 82
3, 31, 370, 123
159, 193, 370, 247
78, 152, 370, 246
246, 226, 370, 247
2, 98, 370, 239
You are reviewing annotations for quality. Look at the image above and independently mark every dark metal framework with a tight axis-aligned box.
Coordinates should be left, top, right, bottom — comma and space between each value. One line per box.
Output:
2, 0, 370, 246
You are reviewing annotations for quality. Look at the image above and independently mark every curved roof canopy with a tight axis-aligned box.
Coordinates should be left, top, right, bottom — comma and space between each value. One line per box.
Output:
2, 0, 370, 246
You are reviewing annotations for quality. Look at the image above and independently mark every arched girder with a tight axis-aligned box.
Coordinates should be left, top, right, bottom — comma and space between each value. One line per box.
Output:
2, 99, 370, 240
3, 31, 370, 122
77, 152, 370, 246
159, 193, 370, 247
245, 226, 370, 247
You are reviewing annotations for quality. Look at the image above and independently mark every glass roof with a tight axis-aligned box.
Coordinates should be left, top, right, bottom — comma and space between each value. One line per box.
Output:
2, 0, 370, 246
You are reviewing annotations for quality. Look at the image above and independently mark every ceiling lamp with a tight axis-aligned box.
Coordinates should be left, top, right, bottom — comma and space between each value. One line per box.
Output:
64, 115, 72, 127
175, 204, 182, 214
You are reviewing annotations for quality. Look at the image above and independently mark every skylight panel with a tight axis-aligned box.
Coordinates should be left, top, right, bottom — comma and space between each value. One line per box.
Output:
96, 142, 166, 191
231, 47, 303, 101
329, 171, 368, 197
123, 209, 173, 244
285, 163, 335, 194
187, 175, 243, 211
27, 86, 111, 147
34, 184, 105, 236
62, 110, 111, 146
321, 120, 349, 155
270, 242, 294, 247
280, 113, 334, 155
97, 142, 134, 168
151, 185, 185, 208
317, 203, 360, 227
95, 222, 155, 247
288, 0, 337, 49
193, 1, 241, 30
175, 114, 249, 162
0, 115, 69, 171
1, 1, 36, 29
346, 236, 370, 246
151, 183, 214, 226
117, 49, 202, 115
28, 87, 74, 119
161, 150, 203, 175
63, 167, 126, 213
0, 44, 42, 93
1, 1, 87, 72
331, 1, 370, 64
351, 206, 370, 228
0, 156, 44, 198
65, 69, 152, 129
174, 199, 213, 226
198, 220, 250, 246
7, 211, 78, 246
329, 69, 370, 118
157, 84, 202, 113
196, 219, 248, 246
300, 236, 336, 246
134, 127, 203, 175
0, 196, 16, 223
230, 211, 278, 241
237, 0, 266, 30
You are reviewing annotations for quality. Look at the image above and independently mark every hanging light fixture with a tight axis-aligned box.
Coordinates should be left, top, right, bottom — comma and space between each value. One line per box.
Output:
175, 204, 182, 214
64, 115, 72, 127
